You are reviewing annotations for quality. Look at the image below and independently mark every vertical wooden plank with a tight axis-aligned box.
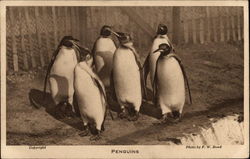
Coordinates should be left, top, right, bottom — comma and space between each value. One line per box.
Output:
192, 19, 197, 44
183, 20, 189, 43
168, 7, 173, 41
64, 7, 68, 35
237, 7, 242, 41
18, 7, 29, 70
199, 18, 205, 44
226, 7, 231, 41
52, 7, 58, 47
89, 7, 94, 46
231, 12, 237, 41
70, 7, 75, 37
35, 7, 45, 67
75, 7, 80, 40
57, 7, 61, 41
172, 7, 181, 44
206, 7, 211, 43
9, 7, 18, 71
59, 7, 64, 40
24, 7, 36, 68
79, 7, 87, 44
219, 7, 225, 42
212, 7, 218, 42
42, 7, 51, 61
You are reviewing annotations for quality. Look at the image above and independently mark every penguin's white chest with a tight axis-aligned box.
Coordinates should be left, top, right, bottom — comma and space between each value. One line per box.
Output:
94, 38, 116, 87
49, 47, 77, 103
74, 63, 105, 120
157, 57, 185, 108
149, 37, 170, 86
51, 47, 77, 76
149, 52, 160, 85
113, 48, 141, 103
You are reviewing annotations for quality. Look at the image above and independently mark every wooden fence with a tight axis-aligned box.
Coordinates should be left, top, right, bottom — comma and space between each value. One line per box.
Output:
6, 6, 243, 72
181, 7, 243, 44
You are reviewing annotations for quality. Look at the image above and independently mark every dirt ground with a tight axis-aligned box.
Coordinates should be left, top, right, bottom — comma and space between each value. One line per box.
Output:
6, 42, 244, 145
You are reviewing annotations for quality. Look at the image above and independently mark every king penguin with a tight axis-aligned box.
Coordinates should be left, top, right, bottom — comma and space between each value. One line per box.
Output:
110, 32, 145, 121
74, 50, 107, 140
43, 36, 91, 118
143, 24, 174, 90
92, 25, 117, 88
152, 43, 192, 123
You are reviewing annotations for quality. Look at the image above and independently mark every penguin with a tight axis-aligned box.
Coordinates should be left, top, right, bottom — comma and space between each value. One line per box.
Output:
43, 36, 91, 118
92, 25, 117, 88
110, 32, 145, 121
143, 24, 174, 90
74, 52, 108, 140
152, 43, 192, 123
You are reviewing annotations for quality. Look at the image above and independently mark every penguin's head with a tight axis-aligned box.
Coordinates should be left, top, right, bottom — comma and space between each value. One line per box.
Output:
157, 24, 168, 35
59, 36, 79, 47
79, 47, 93, 66
153, 43, 172, 55
113, 32, 133, 45
100, 25, 112, 37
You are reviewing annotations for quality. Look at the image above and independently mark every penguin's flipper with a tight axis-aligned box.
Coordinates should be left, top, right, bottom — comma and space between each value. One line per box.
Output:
140, 68, 148, 100
152, 72, 158, 106
152, 57, 160, 106
142, 54, 150, 98
87, 68, 114, 121
43, 47, 60, 101
179, 63, 192, 105
109, 70, 117, 102
168, 53, 192, 105
143, 54, 150, 84
126, 46, 148, 99
90, 38, 98, 67
92, 77, 111, 119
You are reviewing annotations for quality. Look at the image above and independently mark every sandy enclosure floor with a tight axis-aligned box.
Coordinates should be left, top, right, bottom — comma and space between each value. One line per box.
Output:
6, 43, 244, 145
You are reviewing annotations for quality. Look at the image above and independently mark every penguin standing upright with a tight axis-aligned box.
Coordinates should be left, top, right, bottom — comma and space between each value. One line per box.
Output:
152, 43, 192, 123
92, 25, 117, 87
43, 36, 91, 117
143, 24, 174, 89
110, 32, 144, 121
74, 51, 107, 140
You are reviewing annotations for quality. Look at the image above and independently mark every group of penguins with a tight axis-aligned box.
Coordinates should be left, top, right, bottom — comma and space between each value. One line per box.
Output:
38, 24, 192, 140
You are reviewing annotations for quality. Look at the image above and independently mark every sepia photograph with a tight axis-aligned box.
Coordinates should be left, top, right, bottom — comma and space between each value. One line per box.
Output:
1, 0, 249, 158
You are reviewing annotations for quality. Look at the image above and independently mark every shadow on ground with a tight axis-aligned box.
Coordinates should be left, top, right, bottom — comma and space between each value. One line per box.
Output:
29, 89, 84, 131
29, 88, 163, 131
106, 97, 243, 145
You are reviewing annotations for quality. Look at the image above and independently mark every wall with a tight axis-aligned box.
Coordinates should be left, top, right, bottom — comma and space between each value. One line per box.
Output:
6, 6, 243, 72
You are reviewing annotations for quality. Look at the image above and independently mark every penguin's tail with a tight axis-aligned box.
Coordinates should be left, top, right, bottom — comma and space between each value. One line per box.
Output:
29, 91, 43, 109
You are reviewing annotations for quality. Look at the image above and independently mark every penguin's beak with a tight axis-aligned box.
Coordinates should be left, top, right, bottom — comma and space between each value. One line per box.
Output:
109, 30, 121, 38
153, 48, 163, 53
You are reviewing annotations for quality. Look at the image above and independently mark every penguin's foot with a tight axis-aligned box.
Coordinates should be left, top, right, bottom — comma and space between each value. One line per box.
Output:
89, 130, 102, 141
118, 108, 128, 119
79, 125, 89, 137
159, 113, 170, 124
101, 124, 105, 132
55, 112, 65, 119
64, 104, 75, 118
128, 112, 140, 121
171, 111, 182, 123
56, 101, 75, 118
171, 118, 181, 123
